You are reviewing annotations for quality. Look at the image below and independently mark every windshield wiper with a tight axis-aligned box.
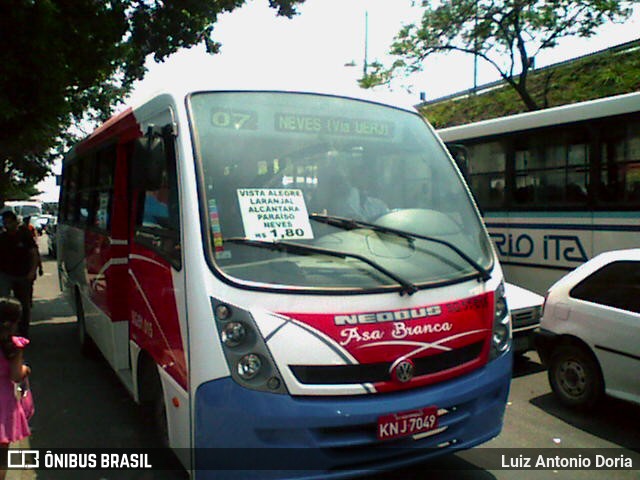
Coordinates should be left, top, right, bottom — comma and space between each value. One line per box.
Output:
223, 237, 418, 296
309, 213, 491, 282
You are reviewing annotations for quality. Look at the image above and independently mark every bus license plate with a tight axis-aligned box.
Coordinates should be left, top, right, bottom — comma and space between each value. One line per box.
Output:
377, 407, 439, 441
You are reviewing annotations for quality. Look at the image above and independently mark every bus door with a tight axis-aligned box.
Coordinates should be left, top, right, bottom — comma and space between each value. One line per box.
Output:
83, 145, 132, 371
127, 110, 188, 394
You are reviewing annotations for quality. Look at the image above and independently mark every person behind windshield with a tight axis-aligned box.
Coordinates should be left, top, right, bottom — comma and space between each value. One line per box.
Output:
319, 166, 388, 221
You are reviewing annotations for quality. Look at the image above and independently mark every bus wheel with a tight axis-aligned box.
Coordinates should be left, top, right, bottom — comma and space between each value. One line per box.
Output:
140, 359, 169, 448
548, 344, 603, 409
76, 294, 97, 357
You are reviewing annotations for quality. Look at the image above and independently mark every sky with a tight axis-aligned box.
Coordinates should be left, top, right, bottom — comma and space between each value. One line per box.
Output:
35, 0, 640, 202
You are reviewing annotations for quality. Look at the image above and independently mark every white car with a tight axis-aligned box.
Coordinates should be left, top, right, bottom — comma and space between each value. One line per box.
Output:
505, 283, 544, 354
536, 249, 640, 408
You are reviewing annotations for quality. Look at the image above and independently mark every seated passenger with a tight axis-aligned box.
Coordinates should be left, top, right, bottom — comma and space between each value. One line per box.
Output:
320, 168, 388, 221
342, 187, 389, 221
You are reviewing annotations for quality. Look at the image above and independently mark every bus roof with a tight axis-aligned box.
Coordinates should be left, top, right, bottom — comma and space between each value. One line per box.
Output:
66, 85, 423, 161
127, 82, 420, 115
437, 90, 640, 142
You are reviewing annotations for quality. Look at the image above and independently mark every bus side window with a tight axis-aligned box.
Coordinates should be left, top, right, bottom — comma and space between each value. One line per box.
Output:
92, 146, 116, 231
134, 134, 181, 269
599, 119, 640, 205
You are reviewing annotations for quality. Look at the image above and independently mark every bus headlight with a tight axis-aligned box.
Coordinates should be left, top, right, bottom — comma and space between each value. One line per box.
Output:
490, 282, 511, 359
211, 299, 287, 394
221, 321, 246, 347
492, 322, 509, 351
237, 354, 262, 380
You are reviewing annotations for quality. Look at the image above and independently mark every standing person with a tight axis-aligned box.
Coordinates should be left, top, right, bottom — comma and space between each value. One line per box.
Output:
20, 216, 44, 307
21, 216, 36, 239
0, 297, 32, 480
0, 211, 39, 338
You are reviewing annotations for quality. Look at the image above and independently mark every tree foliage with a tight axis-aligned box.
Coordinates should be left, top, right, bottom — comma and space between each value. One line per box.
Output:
0, 0, 304, 204
362, 0, 635, 110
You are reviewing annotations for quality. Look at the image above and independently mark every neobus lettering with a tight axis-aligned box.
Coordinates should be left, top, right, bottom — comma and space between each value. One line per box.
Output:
334, 306, 442, 325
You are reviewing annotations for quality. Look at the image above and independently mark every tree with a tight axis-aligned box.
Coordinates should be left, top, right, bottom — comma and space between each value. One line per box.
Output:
362, 0, 634, 110
0, 0, 304, 205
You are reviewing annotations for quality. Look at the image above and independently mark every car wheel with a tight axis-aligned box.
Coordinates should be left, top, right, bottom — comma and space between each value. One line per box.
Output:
548, 344, 603, 409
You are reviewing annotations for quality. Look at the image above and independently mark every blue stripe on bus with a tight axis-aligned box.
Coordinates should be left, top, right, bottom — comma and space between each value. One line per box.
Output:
485, 211, 639, 219
499, 261, 575, 271
486, 222, 640, 232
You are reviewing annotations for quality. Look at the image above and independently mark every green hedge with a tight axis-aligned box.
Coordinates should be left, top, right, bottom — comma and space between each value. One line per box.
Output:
419, 48, 640, 128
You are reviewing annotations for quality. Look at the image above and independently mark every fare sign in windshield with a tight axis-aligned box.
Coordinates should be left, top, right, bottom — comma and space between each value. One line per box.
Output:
237, 188, 314, 241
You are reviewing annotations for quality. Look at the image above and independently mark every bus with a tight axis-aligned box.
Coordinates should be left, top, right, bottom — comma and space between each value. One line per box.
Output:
0, 200, 43, 218
438, 91, 640, 294
58, 86, 512, 477
0, 200, 44, 228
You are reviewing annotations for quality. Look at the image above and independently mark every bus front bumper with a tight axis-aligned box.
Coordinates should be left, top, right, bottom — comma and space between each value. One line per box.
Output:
193, 352, 511, 478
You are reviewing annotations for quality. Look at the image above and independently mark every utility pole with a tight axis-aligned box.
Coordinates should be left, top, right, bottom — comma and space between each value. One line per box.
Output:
473, 0, 478, 91
363, 10, 369, 77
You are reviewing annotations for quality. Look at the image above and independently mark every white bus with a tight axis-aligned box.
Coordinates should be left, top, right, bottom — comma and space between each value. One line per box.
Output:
439, 91, 640, 294
58, 86, 512, 478
1, 200, 43, 218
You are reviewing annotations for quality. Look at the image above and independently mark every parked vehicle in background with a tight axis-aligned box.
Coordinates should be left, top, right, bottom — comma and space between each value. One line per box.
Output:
438, 92, 640, 295
0, 200, 44, 228
34, 214, 56, 234
42, 201, 59, 216
1, 200, 43, 218
536, 249, 640, 409
505, 283, 543, 355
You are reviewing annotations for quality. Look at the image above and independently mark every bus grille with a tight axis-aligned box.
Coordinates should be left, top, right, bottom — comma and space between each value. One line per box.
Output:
289, 341, 483, 385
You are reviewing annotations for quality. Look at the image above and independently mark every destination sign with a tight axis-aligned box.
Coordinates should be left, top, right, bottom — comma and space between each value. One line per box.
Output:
274, 113, 394, 138
210, 108, 258, 130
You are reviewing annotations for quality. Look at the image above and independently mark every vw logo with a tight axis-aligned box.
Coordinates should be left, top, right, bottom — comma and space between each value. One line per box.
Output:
391, 359, 415, 383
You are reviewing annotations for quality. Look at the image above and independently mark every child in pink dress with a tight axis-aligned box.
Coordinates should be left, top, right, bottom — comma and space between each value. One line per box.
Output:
0, 297, 32, 480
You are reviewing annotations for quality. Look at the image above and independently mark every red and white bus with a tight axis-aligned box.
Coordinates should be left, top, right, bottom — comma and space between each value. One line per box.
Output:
58, 87, 512, 477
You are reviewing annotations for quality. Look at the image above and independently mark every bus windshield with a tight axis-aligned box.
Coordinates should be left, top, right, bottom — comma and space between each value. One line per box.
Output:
189, 92, 493, 292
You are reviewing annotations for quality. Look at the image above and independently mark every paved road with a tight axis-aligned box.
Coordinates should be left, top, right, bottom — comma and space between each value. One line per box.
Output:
8, 237, 639, 479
